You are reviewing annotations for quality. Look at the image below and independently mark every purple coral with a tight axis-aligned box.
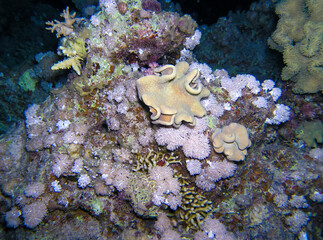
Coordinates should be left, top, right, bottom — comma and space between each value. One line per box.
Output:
161, 229, 181, 240
201, 95, 225, 118
285, 210, 309, 234
52, 153, 73, 177
149, 166, 181, 210
138, 128, 154, 147
78, 174, 91, 188
220, 73, 261, 101
199, 217, 235, 240
5, 208, 21, 228
155, 117, 211, 159
22, 201, 47, 228
113, 168, 130, 191
24, 182, 45, 198
186, 159, 202, 175
99, 159, 130, 191
265, 104, 290, 125
154, 212, 172, 233
195, 160, 237, 191
141, 0, 161, 13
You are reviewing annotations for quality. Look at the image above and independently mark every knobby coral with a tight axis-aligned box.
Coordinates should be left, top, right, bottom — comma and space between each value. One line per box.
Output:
212, 123, 252, 161
268, 0, 323, 94
136, 61, 210, 127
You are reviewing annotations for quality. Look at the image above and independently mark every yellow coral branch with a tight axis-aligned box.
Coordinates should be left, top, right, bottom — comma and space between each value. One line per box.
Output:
45, 7, 78, 37
51, 56, 81, 75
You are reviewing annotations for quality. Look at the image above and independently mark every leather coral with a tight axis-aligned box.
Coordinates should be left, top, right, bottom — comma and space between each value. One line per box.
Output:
212, 123, 252, 161
136, 61, 210, 127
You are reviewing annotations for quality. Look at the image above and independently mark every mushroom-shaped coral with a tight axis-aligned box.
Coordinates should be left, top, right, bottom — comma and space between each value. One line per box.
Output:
212, 123, 252, 161
136, 62, 210, 127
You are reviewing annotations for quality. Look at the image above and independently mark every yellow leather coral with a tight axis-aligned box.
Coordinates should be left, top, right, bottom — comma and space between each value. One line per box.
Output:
268, 0, 323, 94
136, 62, 210, 127
212, 123, 252, 161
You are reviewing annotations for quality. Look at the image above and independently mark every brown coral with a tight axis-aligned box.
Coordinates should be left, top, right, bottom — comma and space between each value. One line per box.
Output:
136, 62, 210, 127
212, 123, 252, 161
268, 0, 323, 94
45, 7, 78, 38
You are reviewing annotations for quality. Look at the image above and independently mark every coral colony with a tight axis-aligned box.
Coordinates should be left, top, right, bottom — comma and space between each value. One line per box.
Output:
0, 0, 322, 239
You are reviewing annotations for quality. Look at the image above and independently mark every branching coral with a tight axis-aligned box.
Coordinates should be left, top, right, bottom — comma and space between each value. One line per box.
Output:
46, 7, 86, 75
136, 61, 210, 127
212, 123, 252, 161
268, 0, 323, 94
51, 37, 86, 75
46, 7, 78, 37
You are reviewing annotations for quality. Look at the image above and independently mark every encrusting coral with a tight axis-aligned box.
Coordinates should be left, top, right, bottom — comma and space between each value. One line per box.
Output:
295, 120, 323, 147
212, 123, 252, 161
133, 149, 180, 173
136, 61, 210, 127
268, 0, 323, 94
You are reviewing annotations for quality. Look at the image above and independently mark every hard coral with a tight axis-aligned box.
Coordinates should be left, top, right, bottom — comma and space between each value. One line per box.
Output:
46, 7, 78, 38
46, 7, 86, 75
212, 123, 252, 161
136, 62, 210, 127
51, 36, 86, 75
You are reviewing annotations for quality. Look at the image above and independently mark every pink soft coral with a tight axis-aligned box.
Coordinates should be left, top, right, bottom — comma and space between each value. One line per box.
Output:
149, 166, 182, 210
155, 117, 210, 159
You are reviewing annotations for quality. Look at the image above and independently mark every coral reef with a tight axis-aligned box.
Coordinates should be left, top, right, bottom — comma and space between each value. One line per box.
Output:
136, 61, 210, 127
268, 0, 323, 94
0, 0, 322, 239
46, 1, 198, 95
